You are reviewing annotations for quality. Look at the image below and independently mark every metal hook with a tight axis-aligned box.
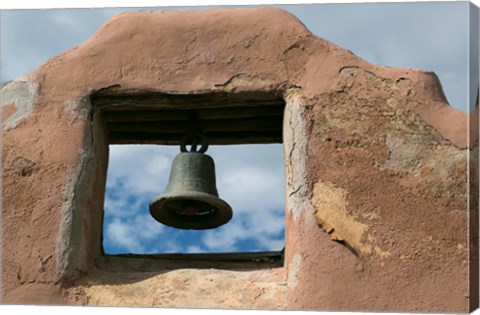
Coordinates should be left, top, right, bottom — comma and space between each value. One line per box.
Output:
180, 125, 209, 153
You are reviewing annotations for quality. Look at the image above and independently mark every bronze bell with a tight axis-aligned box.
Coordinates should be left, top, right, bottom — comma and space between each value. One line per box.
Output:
149, 128, 232, 230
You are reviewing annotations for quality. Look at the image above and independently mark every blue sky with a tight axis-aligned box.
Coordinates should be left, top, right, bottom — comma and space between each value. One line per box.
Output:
104, 144, 285, 254
1, 2, 475, 254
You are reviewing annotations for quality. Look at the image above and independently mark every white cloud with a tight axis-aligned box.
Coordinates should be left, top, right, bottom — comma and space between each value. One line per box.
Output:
105, 218, 145, 253
103, 145, 177, 253
257, 236, 285, 251
146, 155, 170, 175
106, 145, 177, 195
103, 189, 146, 219
104, 214, 164, 253
201, 200, 285, 252
201, 214, 285, 252
133, 214, 165, 240
210, 144, 286, 216
202, 221, 246, 251
220, 167, 284, 213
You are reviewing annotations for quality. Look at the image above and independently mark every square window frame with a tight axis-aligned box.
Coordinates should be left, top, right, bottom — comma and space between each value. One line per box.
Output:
91, 89, 288, 272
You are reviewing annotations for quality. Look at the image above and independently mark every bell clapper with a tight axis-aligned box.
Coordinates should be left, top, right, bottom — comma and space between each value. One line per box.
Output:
182, 201, 200, 215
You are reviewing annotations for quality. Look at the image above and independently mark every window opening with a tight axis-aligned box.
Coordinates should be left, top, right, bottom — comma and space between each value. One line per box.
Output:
102, 143, 285, 254
94, 90, 286, 256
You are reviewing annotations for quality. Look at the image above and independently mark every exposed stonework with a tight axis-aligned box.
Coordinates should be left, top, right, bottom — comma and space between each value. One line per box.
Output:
1, 7, 476, 312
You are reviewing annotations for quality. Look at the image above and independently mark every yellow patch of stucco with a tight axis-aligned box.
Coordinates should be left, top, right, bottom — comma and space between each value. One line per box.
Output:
312, 181, 389, 258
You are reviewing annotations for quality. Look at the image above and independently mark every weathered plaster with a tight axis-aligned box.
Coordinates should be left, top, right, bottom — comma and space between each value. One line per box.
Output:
1, 78, 38, 129
312, 181, 369, 255
56, 103, 108, 278
286, 253, 302, 289
80, 267, 287, 309
283, 89, 315, 223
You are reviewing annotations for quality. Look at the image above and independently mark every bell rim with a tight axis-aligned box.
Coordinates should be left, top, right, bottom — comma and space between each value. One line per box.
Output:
149, 191, 233, 230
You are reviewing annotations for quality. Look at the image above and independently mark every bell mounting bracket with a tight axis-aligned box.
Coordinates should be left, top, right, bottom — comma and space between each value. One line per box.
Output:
180, 123, 209, 154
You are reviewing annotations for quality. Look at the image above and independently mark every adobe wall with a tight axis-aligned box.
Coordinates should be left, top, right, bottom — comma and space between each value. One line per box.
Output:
1, 7, 477, 312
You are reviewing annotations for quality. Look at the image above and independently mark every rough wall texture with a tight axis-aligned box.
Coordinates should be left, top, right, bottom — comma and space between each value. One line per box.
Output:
78, 256, 287, 309
1, 7, 477, 312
